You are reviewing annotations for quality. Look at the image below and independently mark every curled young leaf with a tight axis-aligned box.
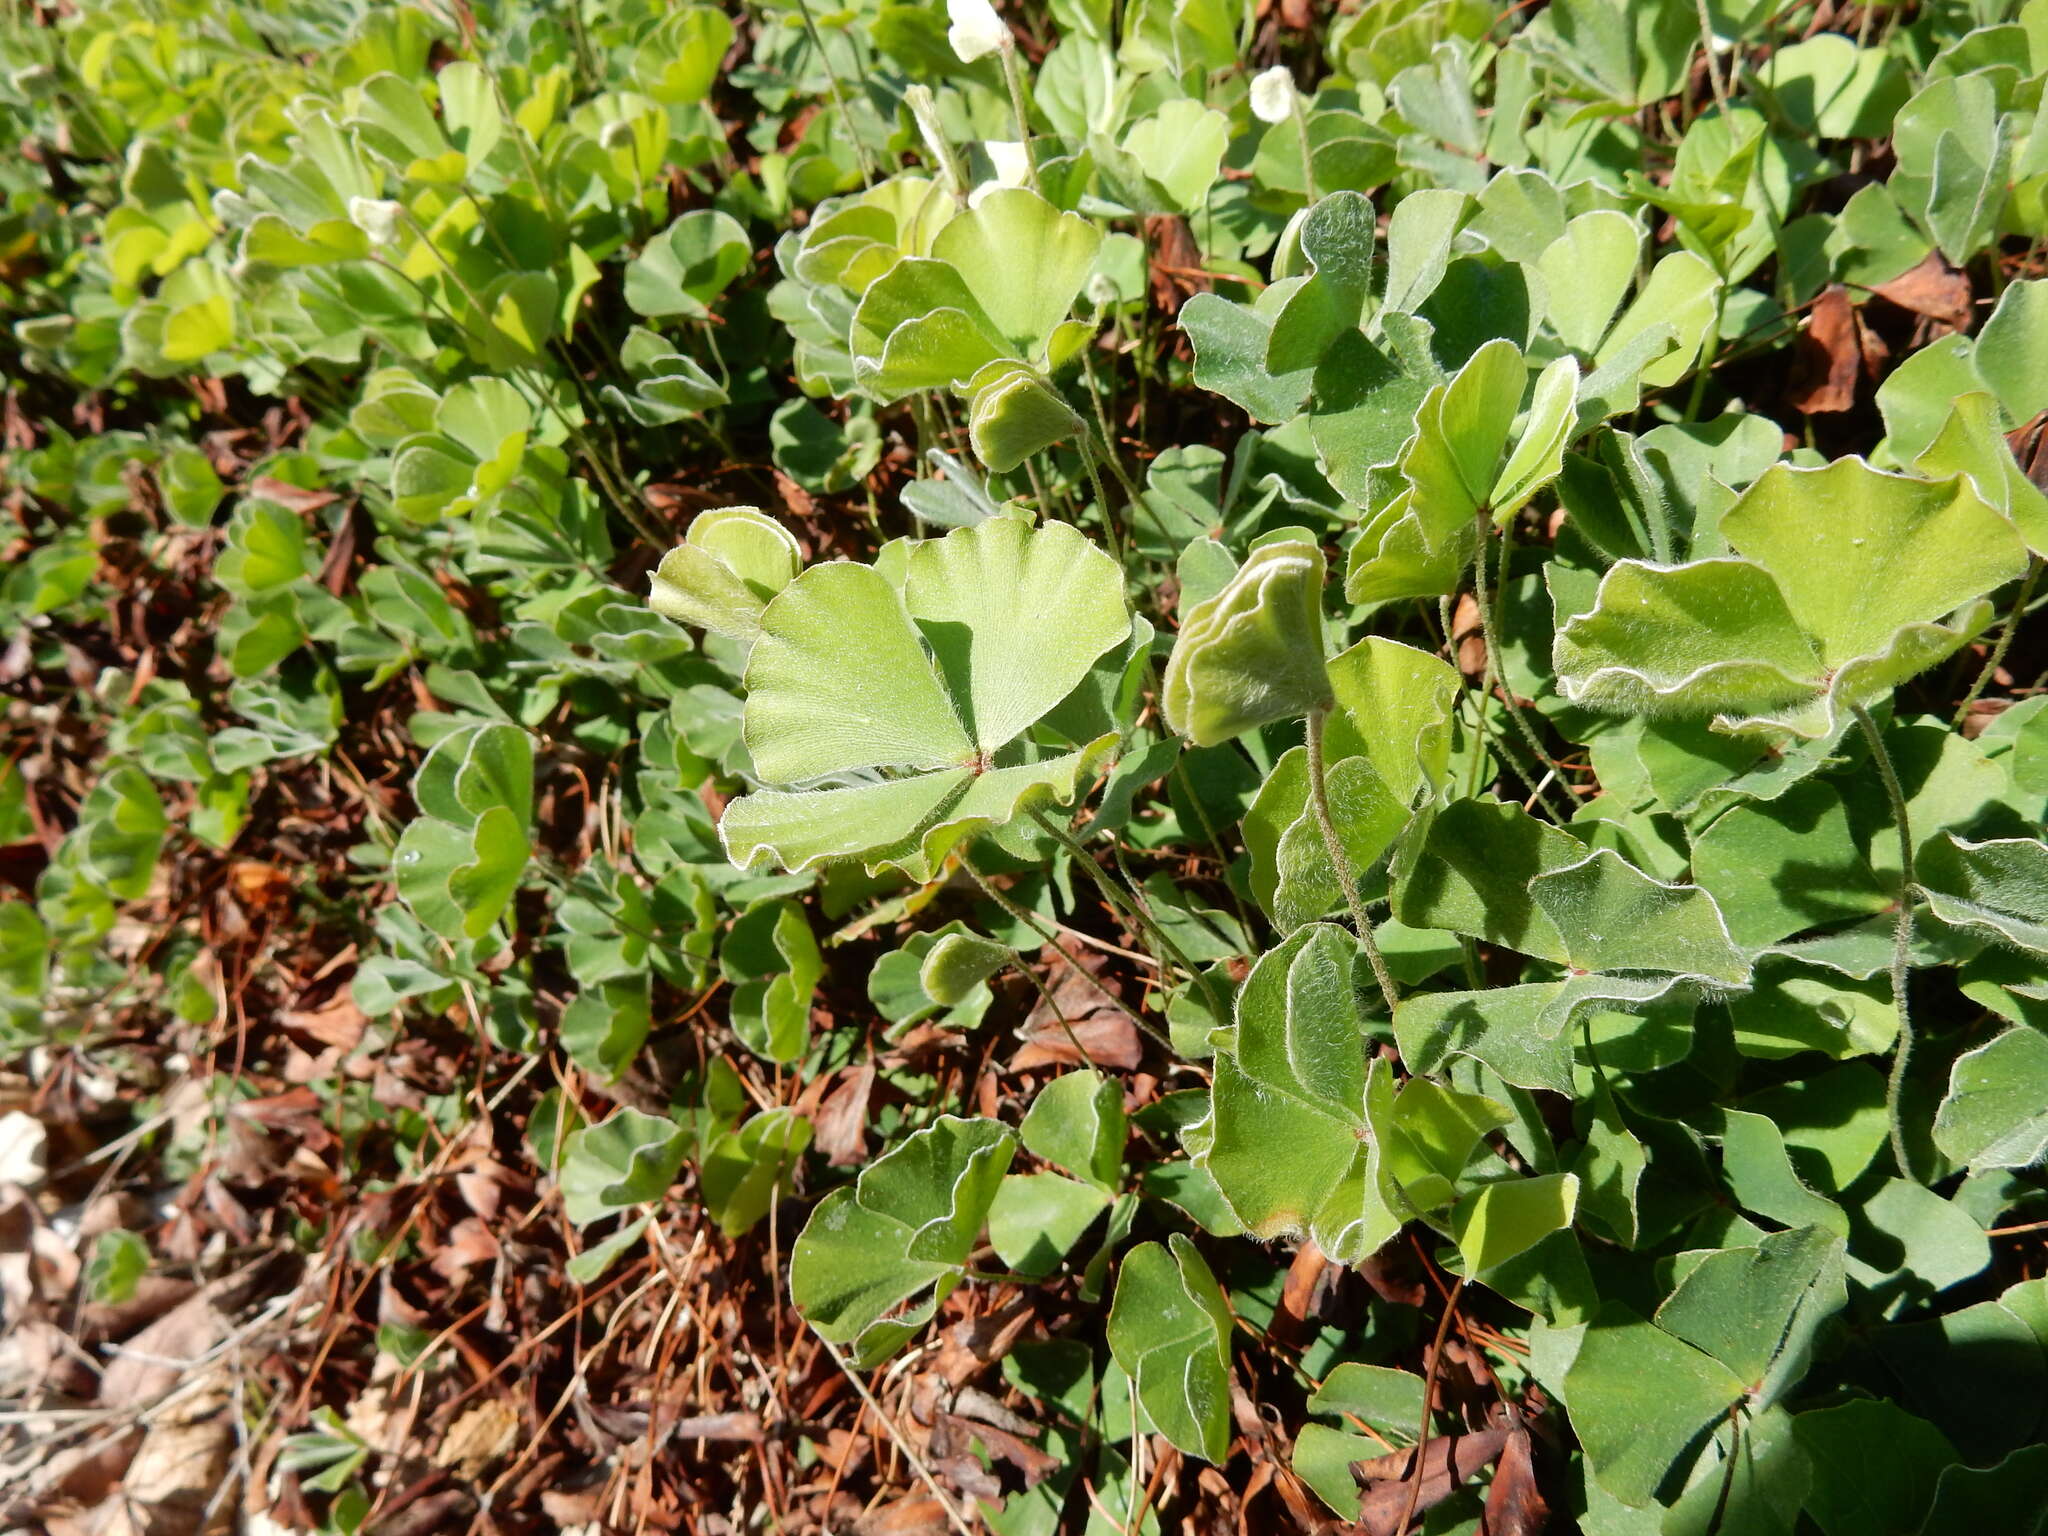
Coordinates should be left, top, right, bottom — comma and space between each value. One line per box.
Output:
1163, 539, 1332, 746
648, 506, 802, 641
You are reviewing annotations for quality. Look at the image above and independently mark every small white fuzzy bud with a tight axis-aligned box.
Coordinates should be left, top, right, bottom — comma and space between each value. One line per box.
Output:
1250, 65, 1298, 125
948, 0, 1010, 63
347, 196, 402, 247
984, 140, 1029, 187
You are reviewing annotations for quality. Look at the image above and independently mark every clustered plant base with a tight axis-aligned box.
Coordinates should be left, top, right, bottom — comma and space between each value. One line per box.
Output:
6, 0, 2048, 1532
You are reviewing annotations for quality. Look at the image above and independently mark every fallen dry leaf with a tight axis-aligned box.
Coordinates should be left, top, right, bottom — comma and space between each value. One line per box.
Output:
853, 1494, 959, 1536
0, 1109, 47, 1188
433, 1397, 521, 1481
1872, 252, 1975, 332
1786, 285, 1859, 414
97, 1287, 224, 1411
1355, 1426, 1512, 1536
1482, 1422, 1549, 1535
812, 1062, 875, 1166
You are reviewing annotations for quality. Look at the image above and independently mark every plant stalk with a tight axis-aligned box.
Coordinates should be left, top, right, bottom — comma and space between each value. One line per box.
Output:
1289, 92, 1319, 202
999, 42, 1041, 194
1473, 512, 1571, 821
1954, 556, 2043, 728
1030, 809, 1228, 1022
792, 0, 876, 184
1305, 705, 1400, 1016
1850, 703, 1921, 1184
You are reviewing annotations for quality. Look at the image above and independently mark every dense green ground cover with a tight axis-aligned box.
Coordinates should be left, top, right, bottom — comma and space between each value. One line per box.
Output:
4, 0, 2048, 1531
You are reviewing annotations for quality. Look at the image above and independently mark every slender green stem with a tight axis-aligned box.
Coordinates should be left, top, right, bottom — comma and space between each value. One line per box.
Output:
1288, 93, 1319, 203
1954, 557, 2043, 728
958, 855, 1170, 1051
1030, 809, 1228, 1022
1170, 758, 1261, 944
792, 0, 876, 184
1306, 706, 1400, 1016
1684, 286, 1727, 423
1695, 0, 1729, 114
1473, 512, 1570, 820
1077, 438, 1127, 569
1851, 703, 1921, 1184
1078, 344, 1157, 523
999, 43, 1041, 193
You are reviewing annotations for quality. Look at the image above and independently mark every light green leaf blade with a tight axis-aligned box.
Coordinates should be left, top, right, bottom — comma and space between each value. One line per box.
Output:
1393, 798, 1584, 964
1120, 100, 1229, 214
791, 1115, 1016, 1365
920, 930, 1011, 1006
1917, 834, 2048, 955
903, 518, 1129, 754
1538, 209, 1642, 356
1202, 926, 1405, 1262
1106, 1235, 1233, 1463
624, 209, 751, 319
649, 506, 801, 639
966, 365, 1079, 472
744, 562, 972, 782
1451, 1172, 1579, 1274
1563, 1302, 1748, 1508
559, 1108, 689, 1226
702, 1109, 813, 1237
720, 772, 969, 876
1180, 291, 1315, 424
1553, 557, 1823, 721
989, 1171, 1112, 1278
1934, 1025, 2048, 1171
931, 188, 1103, 362
1491, 354, 1580, 520
1722, 459, 2029, 670
1529, 848, 1749, 984
1653, 1225, 1847, 1402
1019, 1070, 1126, 1192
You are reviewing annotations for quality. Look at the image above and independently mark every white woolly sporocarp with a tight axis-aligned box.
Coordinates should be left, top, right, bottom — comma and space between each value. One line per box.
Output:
947, 0, 1009, 61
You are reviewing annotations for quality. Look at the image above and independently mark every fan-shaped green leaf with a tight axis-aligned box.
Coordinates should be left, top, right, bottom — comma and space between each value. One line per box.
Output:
559, 1107, 689, 1225
1201, 924, 1408, 1261
1917, 834, 2048, 954
1529, 849, 1749, 985
1020, 1070, 1126, 1192
744, 562, 973, 781
1563, 1302, 1749, 1508
1720, 460, 2027, 669
1450, 1172, 1579, 1273
791, 1115, 1016, 1365
624, 209, 752, 319
965, 362, 1080, 472
1934, 1025, 2048, 1171
649, 506, 802, 640
1106, 1236, 1233, 1462
931, 189, 1103, 362
902, 516, 1130, 755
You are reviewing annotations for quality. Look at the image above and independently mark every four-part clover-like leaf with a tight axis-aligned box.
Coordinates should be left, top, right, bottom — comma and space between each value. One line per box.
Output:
719, 516, 1131, 882
1555, 457, 2031, 735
